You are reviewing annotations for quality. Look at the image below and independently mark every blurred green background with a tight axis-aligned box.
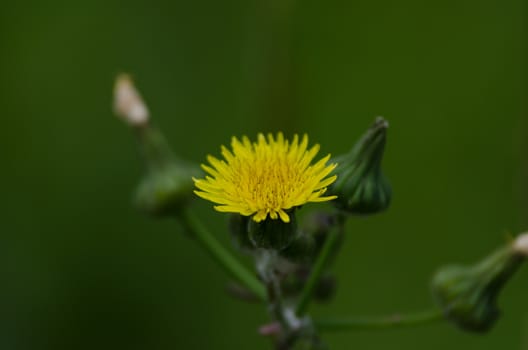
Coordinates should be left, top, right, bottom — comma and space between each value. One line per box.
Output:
0, 0, 526, 349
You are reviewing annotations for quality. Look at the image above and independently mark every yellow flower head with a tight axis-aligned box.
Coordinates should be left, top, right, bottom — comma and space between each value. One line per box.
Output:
193, 133, 338, 223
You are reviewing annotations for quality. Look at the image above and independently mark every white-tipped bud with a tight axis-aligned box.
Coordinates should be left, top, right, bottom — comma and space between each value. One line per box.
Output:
113, 74, 149, 127
513, 232, 528, 256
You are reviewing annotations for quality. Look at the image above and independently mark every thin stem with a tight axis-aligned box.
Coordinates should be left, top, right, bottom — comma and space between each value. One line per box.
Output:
295, 221, 342, 316
178, 209, 266, 301
268, 273, 289, 329
314, 309, 444, 331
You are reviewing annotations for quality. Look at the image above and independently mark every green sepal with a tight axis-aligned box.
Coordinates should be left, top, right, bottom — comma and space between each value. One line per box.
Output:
247, 213, 297, 251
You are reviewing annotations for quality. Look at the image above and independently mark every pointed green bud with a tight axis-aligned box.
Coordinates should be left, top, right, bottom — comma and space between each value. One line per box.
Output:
328, 117, 391, 215
431, 233, 528, 332
134, 126, 200, 217
247, 213, 297, 251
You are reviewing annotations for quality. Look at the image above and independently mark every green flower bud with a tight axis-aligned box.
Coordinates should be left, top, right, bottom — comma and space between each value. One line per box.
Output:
431, 235, 528, 332
247, 213, 297, 251
328, 117, 391, 215
113, 74, 201, 217
134, 126, 200, 217
134, 162, 198, 216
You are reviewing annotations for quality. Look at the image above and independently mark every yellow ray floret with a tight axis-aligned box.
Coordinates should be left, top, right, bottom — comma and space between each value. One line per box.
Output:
193, 133, 338, 223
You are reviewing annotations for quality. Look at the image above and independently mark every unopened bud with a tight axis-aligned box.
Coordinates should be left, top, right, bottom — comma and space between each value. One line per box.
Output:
135, 161, 199, 216
431, 236, 527, 332
113, 74, 149, 127
328, 117, 391, 215
113, 74, 201, 216
133, 118, 200, 216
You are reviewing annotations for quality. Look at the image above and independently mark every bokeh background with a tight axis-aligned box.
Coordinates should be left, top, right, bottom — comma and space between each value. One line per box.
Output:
0, 0, 526, 349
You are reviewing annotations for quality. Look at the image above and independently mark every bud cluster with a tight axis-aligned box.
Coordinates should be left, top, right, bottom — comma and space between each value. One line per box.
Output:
114, 75, 528, 349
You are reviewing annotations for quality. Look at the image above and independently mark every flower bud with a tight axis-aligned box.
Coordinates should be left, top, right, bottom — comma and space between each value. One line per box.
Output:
328, 117, 391, 215
247, 213, 297, 251
134, 161, 199, 217
112, 74, 201, 216
133, 122, 200, 217
431, 236, 527, 332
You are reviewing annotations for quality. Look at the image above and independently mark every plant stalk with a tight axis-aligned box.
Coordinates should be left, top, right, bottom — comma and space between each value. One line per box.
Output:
178, 209, 266, 301
295, 220, 342, 316
314, 309, 444, 331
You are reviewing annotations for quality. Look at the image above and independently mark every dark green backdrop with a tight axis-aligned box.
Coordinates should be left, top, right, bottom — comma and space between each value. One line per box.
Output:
0, 0, 526, 349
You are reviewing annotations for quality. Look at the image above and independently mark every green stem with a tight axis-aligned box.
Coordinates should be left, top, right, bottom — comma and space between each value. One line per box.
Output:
296, 222, 342, 316
314, 309, 444, 331
178, 209, 266, 301
268, 273, 289, 329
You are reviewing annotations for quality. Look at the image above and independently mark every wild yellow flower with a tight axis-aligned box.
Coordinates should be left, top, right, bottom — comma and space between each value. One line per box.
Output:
193, 133, 338, 223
